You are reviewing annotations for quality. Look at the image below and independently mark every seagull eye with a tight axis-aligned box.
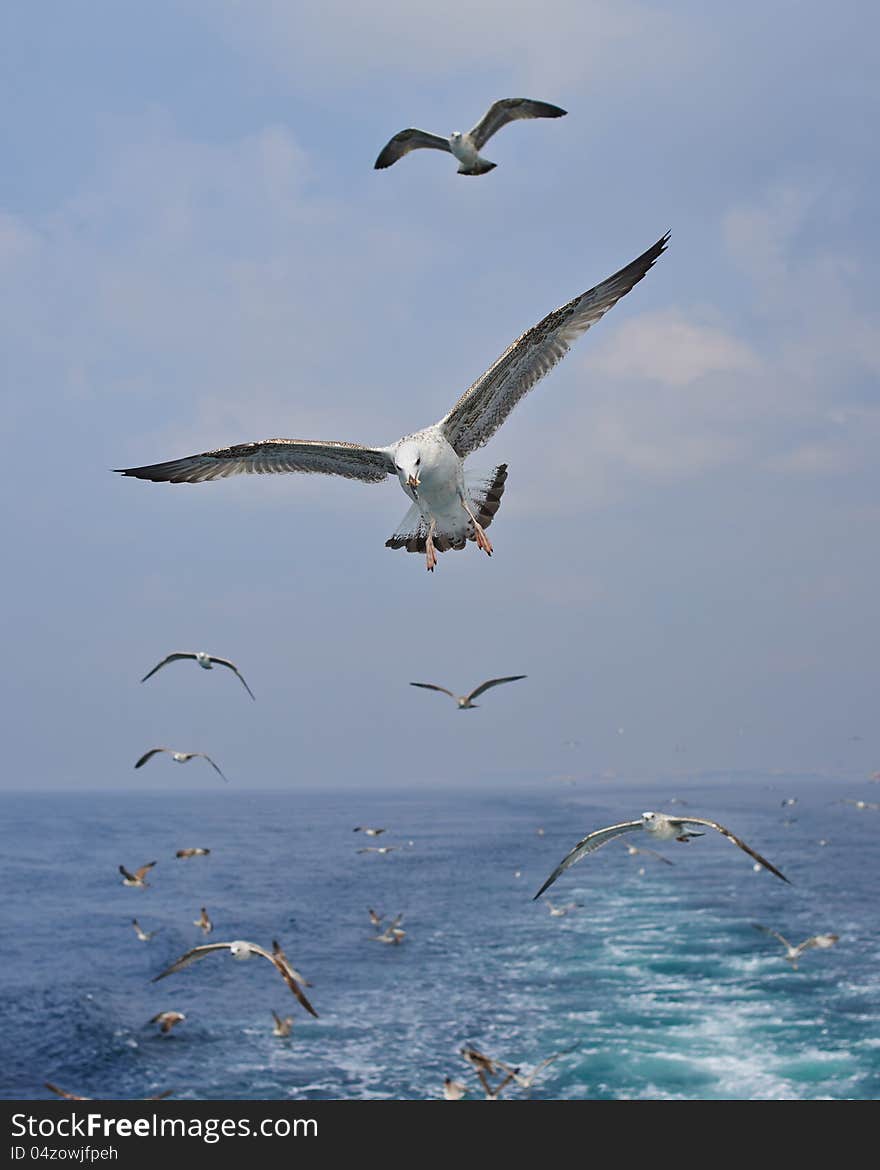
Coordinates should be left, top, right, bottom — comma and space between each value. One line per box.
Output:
415, 457, 420, 466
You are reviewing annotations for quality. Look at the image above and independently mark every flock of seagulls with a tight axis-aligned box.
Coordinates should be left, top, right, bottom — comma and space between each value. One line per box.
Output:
85, 95, 851, 1102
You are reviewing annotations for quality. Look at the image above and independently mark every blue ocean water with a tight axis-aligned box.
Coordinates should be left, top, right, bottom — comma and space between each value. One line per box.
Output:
1, 778, 878, 1101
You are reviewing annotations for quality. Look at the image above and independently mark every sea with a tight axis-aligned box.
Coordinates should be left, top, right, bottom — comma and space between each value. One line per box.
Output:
2, 776, 878, 1101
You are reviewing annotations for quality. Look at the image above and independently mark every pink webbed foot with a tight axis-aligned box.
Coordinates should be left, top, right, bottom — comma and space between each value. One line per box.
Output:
474, 522, 493, 556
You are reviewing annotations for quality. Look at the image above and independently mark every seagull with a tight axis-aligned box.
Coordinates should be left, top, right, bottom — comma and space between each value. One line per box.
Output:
353, 826, 386, 836
841, 799, 880, 811
45, 1083, 173, 1101
135, 747, 228, 782
621, 842, 675, 866
119, 861, 156, 888
374, 97, 566, 176
534, 811, 790, 898
152, 941, 319, 1017
193, 906, 213, 934
115, 236, 668, 572
502, 1050, 576, 1092
373, 926, 406, 945
132, 918, 159, 941
357, 846, 395, 855
752, 924, 840, 970
443, 1077, 468, 1100
368, 908, 384, 927
149, 1011, 186, 1034
545, 900, 582, 917
271, 939, 312, 987
140, 651, 255, 700
410, 675, 526, 709
176, 847, 211, 859
780, 798, 798, 808
271, 1011, 294, 1038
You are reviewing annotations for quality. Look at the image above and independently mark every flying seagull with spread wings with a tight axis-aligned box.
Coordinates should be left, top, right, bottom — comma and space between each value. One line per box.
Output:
132, 918, 159, 941
410, 674, 526, 709
141, 651, 255, 700
152, 940, 318, 1017
374, 97, 566, 176
116, 235, 668, 572
752, 924, 839, 970
119, 861, 156, 888
534, 811, 790, 898
135, 747, 228, 783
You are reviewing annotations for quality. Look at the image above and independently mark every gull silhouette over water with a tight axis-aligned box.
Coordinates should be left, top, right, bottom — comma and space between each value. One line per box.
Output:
534, 811, 789, 898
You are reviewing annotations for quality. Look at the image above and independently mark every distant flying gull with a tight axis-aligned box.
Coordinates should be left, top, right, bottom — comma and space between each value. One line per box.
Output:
193, 906, 213, 934
374, 98, 566, 176
45, 1083, 173, 1101
621, 842, 675, 866
116, 235, 667, 572
141, 651, 255, 700
119, 861, 156, 888
534, 811, 790, 898
410, 675, 526, 709
841, 798, 880, 811
373, 926, 406, 945
443, 1078, 468, 1100
135, 747, 228, 783
752, 924, 839, 970
503, 1049, 576, 1092
149, 1011, 185, 1034
781, 798, 798, 807
153, 941, 319, 1017
132, 918, 159, 941
272, 939, 313, 987
545, 900, 582, 918
353, 826, 386, 836
272, 1011, 294, 1038
357, 846, 395, 855
176, 847, 210, 859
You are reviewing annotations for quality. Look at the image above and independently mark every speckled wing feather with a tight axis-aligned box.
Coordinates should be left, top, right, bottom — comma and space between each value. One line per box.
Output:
533, 820, 644, 899
374, 128, 453, 169
116, 440, 394, 484
672, 818, 790, 883
465, 675, 526, 702
468, 98, 567, 151
441, 234, 669, 458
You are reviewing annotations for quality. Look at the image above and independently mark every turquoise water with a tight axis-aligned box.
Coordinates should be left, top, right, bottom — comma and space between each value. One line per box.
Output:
1, 778, 877, 1100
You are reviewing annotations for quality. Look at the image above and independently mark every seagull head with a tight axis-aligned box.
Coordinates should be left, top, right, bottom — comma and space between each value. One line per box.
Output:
394, 442, 422, 491
450, 130, 462, 143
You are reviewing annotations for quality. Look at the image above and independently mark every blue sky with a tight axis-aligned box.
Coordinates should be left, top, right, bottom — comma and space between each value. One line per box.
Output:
2, 1, 878, 790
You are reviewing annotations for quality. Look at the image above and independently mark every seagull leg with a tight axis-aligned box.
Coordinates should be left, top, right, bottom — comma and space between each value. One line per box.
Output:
425, 518, 438, 573
460, 496, 493, 556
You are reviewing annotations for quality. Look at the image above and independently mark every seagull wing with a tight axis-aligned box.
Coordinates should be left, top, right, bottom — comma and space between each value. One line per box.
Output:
195, 754, 229, 783
410, 682, 456, 699
119, 865, 136, 881
752, 923, 792, 950
247, 945, 319, 1017
45, 1083, 87, 1100
795, 934, 839, 957
135, 748, 170, 769
464, 675, 527, 702
534, 820, 644, 899
468, 98, 567, 151
116, 439, 394, 485
441, 234, 668, 458
208, 657, 256, 701
374, 128, 453, 169
151, 942, 233, 981
134, 861, 157, 881
140, 653, 195, 682
672, 818, 790, 883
